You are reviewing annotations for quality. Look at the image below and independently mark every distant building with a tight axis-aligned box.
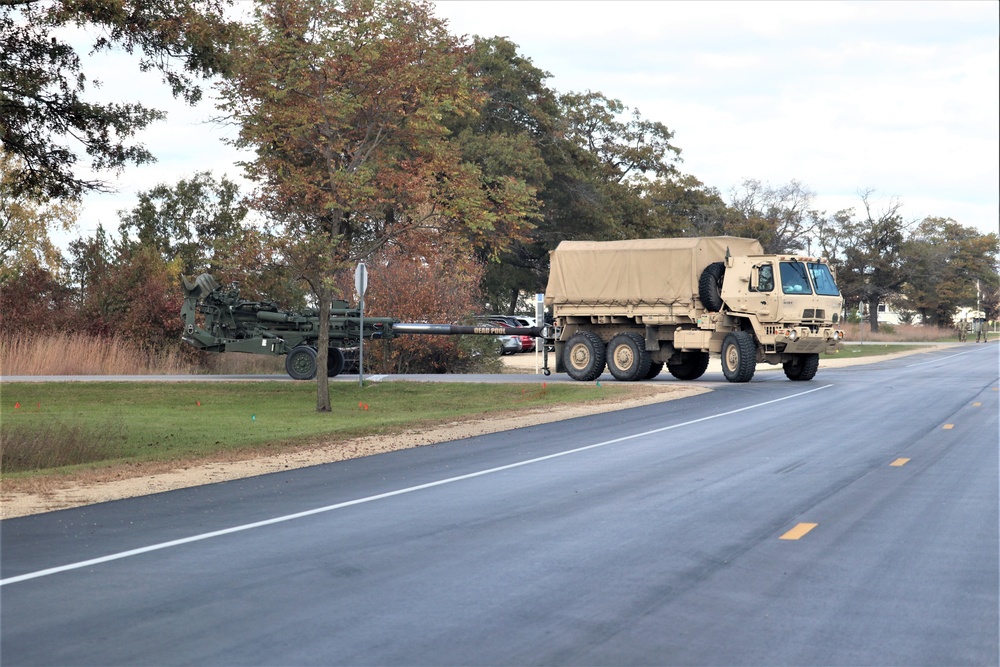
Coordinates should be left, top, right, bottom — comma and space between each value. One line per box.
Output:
876, 302, 903, 326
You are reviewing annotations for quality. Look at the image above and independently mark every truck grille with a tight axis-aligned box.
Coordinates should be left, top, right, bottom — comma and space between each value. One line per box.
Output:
802, 309, 825, 320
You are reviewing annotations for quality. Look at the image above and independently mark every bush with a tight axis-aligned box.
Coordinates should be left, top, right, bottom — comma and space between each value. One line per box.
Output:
343, 240, 500, 374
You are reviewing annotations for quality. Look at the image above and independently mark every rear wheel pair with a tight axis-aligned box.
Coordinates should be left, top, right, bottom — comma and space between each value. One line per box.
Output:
284, 346, 346, 380
563, 331, 653, 382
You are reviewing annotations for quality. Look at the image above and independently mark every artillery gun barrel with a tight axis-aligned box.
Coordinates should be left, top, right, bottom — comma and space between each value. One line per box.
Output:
256, 311, 291, 323
393, 323, 543, 337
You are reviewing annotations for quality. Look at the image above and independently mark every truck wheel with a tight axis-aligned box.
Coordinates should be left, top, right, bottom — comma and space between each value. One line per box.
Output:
721, 331, 756, 382
285, 345, 318, 380
644, 361, 664, 380
607, 332, 652, 381
698, 262, 726, 312
563, 331, 606, 381
327, 347, 346, 377
667, 351, 710, 380
783, 353, 819, 381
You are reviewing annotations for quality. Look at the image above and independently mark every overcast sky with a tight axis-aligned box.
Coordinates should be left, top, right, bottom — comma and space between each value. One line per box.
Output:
70, 0, 999, 242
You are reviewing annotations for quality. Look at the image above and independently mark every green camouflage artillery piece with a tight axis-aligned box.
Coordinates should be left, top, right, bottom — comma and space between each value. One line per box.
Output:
181, 274, 541, 379
544, 237, 846, 383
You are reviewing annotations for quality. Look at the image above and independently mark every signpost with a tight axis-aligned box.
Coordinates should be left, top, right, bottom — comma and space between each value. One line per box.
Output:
355, 261, 368, 387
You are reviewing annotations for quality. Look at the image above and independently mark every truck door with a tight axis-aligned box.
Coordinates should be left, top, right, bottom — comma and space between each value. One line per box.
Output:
749, 262, 778, 320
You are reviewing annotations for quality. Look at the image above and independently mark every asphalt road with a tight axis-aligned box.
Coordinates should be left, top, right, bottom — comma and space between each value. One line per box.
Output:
2, 345, 998, 666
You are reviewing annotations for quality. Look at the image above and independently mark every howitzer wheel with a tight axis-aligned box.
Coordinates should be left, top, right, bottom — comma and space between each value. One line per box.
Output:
285, 346, 318, 380
327, 348, 345, 377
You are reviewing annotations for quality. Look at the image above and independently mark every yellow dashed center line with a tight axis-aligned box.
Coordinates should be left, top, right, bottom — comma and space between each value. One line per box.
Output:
972, 402, 982, 407
890, 458, 910, 467
943, 424, 954, 430
780, 523, 818, 540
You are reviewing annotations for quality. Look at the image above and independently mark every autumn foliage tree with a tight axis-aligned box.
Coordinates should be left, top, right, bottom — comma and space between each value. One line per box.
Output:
337, 237, 493, 374
219, 0, 535, 411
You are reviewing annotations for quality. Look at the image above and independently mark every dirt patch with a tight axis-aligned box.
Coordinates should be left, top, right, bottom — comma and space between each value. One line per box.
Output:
0, 344, 947, 518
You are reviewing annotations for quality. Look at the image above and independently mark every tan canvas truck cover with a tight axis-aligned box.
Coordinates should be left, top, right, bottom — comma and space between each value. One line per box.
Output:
545, 236, 764, 308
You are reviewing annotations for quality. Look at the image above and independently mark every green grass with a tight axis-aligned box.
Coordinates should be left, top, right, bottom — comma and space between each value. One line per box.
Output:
0, 381, 631, 475
829, 344, 930, 359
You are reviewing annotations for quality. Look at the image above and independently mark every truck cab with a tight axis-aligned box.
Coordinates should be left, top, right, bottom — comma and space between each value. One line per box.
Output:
722, 254, 844, 362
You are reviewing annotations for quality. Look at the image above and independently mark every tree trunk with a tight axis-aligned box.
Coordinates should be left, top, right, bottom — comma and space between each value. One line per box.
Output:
507, 288, 519, 316
316, 285, 332, 412
867, 297, 880, 333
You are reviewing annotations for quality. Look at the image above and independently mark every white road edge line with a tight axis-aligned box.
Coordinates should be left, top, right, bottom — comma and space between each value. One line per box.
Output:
2, 384, 833, 586
905, 349, 981, 368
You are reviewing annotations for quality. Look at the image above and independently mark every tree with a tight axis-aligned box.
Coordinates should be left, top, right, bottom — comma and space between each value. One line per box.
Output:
444, 36, 554, 313
726, 179, 820, 253
643, 173, 734, 239
902, 217, 999, 326
117, 171, 248, 275
0, 265, 75, 333
0, 150, 77, 284
477, 86, 685, 311
219, 0, 535, 411
0, 0, 242, 199
835, 190, 908, 333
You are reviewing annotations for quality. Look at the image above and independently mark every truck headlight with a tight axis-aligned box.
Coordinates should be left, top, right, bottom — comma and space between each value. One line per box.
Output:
787, 329, 798, 341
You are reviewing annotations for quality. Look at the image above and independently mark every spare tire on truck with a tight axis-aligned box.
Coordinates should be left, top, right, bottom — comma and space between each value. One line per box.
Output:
698, 262, 726, 312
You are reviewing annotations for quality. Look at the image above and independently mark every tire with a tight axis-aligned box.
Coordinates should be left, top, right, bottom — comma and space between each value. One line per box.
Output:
721, 331, 756, 382
698, 262, 726, 312
643, 361, 664, 380
327, 347, 346, 377
783, 353, 819, 381
607, 332, 652, 381
285, 345, 318, 380
667, 351, 710, 380
563, 331, 606, 381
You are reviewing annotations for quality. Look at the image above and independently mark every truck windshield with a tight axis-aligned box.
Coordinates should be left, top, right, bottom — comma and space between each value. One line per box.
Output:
808, 262, 840, 296
779, 262, 812, 294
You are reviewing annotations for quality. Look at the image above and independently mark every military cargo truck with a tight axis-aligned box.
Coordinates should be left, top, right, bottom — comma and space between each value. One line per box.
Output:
543, 237, 845, 383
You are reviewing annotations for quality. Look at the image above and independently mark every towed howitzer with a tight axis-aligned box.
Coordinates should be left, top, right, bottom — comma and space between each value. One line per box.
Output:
181, 274, 542, 379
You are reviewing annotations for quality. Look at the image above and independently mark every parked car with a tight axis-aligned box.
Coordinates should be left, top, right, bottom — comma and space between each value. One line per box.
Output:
487, 316, 536, 352
498, 334, 522, 355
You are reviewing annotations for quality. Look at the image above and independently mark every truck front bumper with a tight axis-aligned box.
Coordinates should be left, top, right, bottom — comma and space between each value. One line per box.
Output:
773, 327, 845, 354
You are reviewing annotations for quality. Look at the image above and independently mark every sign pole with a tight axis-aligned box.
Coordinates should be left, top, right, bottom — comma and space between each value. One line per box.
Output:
355, 261, 368, 387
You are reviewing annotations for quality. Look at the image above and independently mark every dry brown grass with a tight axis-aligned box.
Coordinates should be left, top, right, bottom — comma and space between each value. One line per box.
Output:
0, 333, 289, 376
840, 322, 957, 342
1, 334, 198, 376
2, 417, 128, 473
